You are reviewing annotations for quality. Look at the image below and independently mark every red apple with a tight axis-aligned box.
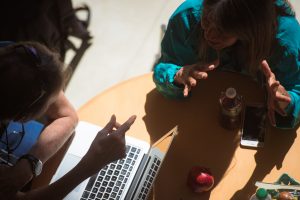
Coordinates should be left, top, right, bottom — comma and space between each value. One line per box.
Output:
187, 166, 214, 193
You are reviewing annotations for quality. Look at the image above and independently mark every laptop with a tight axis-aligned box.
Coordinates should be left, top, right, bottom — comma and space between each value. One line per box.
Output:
50, 121, 177, 200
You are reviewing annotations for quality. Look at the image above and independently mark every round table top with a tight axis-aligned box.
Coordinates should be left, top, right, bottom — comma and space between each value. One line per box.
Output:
77, 71, 300, 199
32, 71, 300, 199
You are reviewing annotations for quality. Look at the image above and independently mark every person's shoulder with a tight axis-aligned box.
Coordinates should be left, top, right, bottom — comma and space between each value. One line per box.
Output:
276, 16, 300, 53
169, 0, 203, 30
277, 15, 300, 32
274, 0, 295, 16
171, 0, 203, 17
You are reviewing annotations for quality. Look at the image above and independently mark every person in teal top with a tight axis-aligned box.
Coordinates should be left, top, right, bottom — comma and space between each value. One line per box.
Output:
153, 0, 300, 129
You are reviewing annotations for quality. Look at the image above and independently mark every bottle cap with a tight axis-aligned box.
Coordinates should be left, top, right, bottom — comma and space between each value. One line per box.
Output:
256, 188, 268, 199
225, 87, 237, 99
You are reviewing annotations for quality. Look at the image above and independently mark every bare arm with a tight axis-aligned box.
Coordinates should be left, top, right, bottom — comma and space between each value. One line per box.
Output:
29, 90, 78, 163
13, 115, 136, 200
0, 91, 78, 199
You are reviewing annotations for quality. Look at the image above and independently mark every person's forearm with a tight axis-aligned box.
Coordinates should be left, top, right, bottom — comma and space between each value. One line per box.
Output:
15, 160, 98, 200
275, 91, 300, 128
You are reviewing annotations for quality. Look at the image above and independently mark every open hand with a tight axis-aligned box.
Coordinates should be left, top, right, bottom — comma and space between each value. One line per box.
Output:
81, 115, 136, 176
174, 59, 219, 97
261, 60, 291, 126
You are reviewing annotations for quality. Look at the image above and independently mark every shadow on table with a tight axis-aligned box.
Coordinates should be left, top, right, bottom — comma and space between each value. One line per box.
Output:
230, 125, 297, 200
142, 71, 297, 199
142, 86, 240, 200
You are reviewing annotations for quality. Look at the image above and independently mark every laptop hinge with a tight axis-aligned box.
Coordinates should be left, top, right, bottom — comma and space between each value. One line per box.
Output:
124, 154, 151, 200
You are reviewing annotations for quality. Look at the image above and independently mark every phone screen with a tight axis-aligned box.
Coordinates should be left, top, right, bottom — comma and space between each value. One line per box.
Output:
242, 105, 266, 143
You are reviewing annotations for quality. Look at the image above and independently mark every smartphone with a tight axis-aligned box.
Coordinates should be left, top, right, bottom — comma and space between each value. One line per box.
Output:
240, 104, 267, 148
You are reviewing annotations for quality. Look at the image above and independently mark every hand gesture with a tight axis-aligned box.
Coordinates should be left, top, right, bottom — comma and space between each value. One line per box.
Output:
261, 60, 291, 126
174, 59, 219, 97
81, 115, 136, 176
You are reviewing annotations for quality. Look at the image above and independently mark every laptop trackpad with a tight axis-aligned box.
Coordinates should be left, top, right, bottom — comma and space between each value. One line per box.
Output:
51, 153, 89, 199
54, 153, 81, 181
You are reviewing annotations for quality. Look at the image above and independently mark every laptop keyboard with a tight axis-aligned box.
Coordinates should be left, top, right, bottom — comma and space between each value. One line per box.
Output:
81, 145, 141, 200
136, 157, 161, 200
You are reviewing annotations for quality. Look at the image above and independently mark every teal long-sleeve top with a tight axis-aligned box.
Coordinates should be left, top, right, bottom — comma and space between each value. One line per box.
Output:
153, 0, 300, 129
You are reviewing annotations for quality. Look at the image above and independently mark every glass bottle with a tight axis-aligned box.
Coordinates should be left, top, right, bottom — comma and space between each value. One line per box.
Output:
219, 87, 243, 130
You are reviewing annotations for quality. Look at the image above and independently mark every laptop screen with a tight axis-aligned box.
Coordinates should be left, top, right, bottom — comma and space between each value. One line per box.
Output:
150, 126, 178, 155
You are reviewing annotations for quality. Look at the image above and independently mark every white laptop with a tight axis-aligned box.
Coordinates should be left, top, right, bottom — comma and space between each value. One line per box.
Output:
50, 121, 177, 200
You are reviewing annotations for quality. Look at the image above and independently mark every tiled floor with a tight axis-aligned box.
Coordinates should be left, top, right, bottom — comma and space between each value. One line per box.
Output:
66, 0, 300, 109
66, 0, 183, 109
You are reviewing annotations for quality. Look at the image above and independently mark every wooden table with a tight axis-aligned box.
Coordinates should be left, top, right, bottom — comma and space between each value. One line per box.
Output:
33, 71, 300, 200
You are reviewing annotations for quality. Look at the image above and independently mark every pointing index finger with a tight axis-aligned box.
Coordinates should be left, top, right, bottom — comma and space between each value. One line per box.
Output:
116, 115, 137, 136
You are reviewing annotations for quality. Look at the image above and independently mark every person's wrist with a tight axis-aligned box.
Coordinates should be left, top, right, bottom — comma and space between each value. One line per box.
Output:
173, 74, 184, 88
278, 92, 291, 112
18, 154, 43, 177
173, 79, 184, 88
79, 154, 105, 177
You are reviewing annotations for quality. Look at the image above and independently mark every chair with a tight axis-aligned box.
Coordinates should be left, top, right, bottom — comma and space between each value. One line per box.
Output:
0, 1, 93, 87
63, 4, 93, 86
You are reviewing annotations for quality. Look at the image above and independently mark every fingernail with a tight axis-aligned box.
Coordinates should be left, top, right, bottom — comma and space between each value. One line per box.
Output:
131, 115, 137, 121
111, 114, 116, 121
